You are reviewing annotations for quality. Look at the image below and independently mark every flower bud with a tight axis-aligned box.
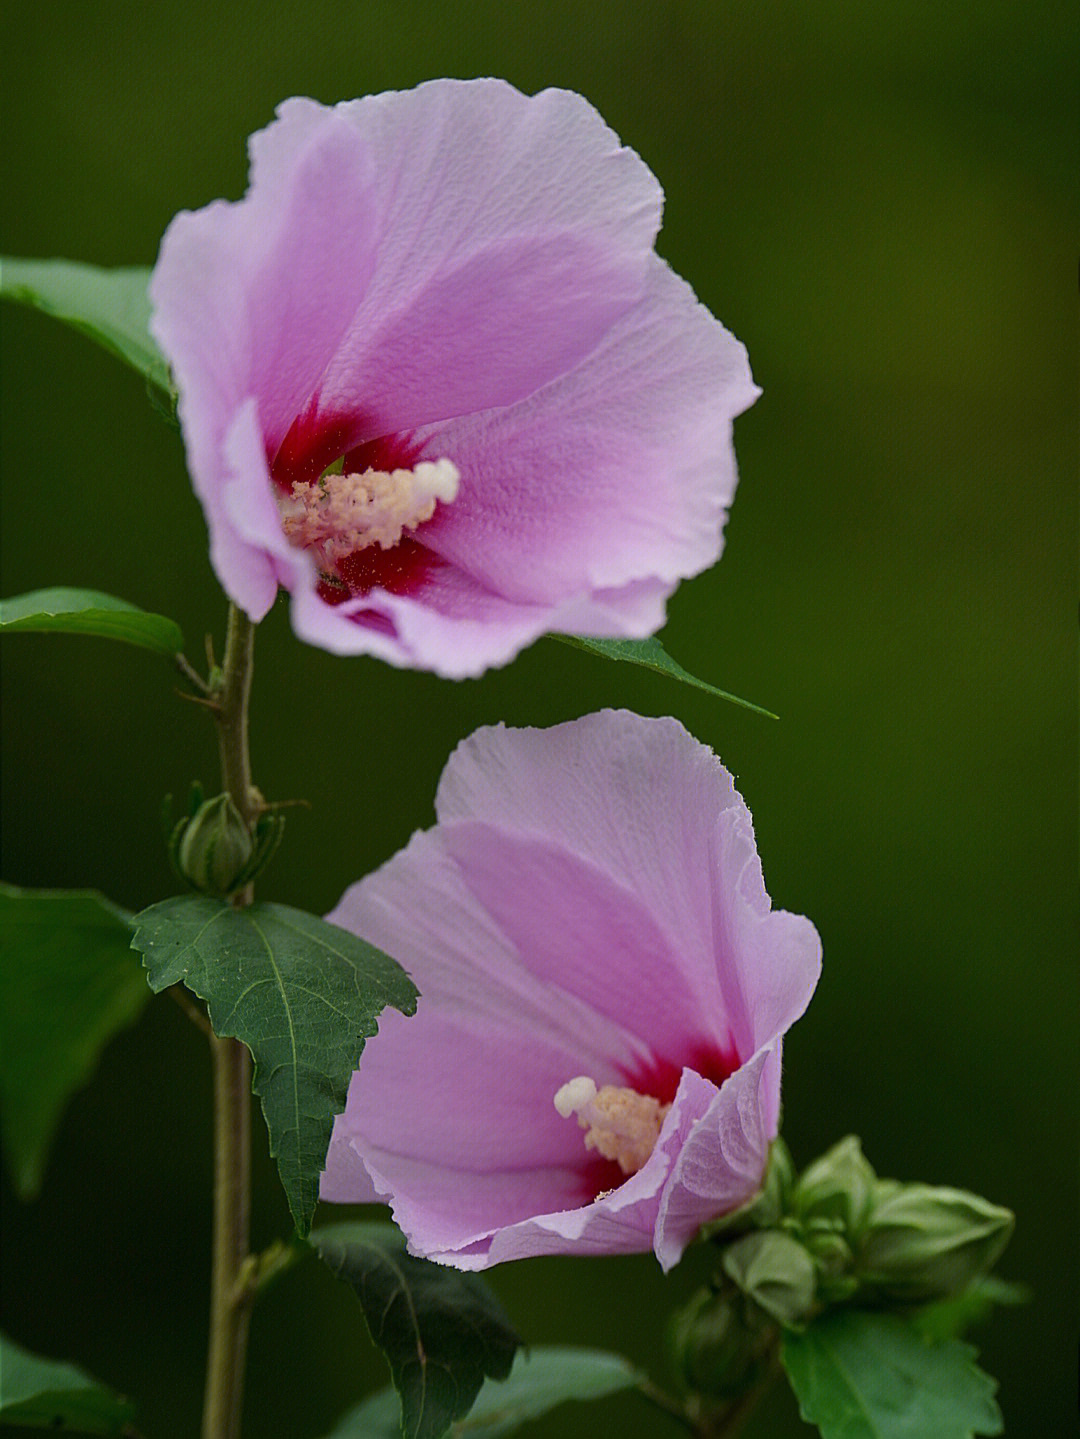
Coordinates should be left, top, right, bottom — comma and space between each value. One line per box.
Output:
176, 794, 254, 896
721, 1229, 818, 1330
855, 1182, 1014, 1303
800, 1222, 860, 1303
793, 1134, 876, 1236
668, 1283, 775, 1399
802, 1220, 853, 1275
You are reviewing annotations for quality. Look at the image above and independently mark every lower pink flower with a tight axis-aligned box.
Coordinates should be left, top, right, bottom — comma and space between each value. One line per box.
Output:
321, 711, 821, 1269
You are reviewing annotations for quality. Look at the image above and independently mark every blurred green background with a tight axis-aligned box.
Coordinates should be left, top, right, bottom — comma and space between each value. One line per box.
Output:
1, 1, 1075, 1434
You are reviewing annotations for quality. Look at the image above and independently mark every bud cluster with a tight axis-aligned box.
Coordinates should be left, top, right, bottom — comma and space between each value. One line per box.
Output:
668, 1134, 1013, 1406
787, 1134, 1013, 1308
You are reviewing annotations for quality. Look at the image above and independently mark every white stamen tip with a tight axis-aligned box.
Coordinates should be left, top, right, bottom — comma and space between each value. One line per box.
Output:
554, 1075, 598, 1119
411, 457, 461, 505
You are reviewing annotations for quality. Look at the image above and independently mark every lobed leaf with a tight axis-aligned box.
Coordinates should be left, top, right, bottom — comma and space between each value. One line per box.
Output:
131, 897, 417, 1235
0, 885, 148, 1200
0, 1331, 137, 1432
0, 588, 184, 656
0, 256, 173, 412
551, 634, 776, 717
312, 1221, 520, 1439
781, 1309, 1003, 1439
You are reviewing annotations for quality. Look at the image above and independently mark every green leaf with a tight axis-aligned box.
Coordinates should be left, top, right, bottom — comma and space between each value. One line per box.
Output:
311, 1221, 520, 1439
0, 885, 147, 1200
781, 1309, 1003, 1439
913, 1276, 1030, 1343
322, 1346, 640, 1438
550, 634, 776, 717
0, 1330, 137, 1432
131, 897, 418, 1236
0, 256, 174, 413
0, 589, 184, 656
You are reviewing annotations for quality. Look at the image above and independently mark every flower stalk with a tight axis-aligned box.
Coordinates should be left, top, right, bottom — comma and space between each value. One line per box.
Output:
203, 603, 257, 1439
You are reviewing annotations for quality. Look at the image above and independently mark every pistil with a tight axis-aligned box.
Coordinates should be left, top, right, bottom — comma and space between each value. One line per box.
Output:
554, 1075, 670, 1176
279, 456, 460, 568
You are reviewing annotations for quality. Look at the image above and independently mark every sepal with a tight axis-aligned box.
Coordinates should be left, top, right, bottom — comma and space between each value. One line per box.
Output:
721, 1229, 818, 1330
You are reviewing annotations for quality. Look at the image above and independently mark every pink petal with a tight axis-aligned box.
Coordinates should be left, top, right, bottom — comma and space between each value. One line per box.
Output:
416, 256, 759, 603
438, 820, 731, 1074
150, 116, 381, 605
436, 713, 822, 1052
654, 1047, 777, 1270
304, 80, 663, 432
436, 712, 739, 980
289, 557, 673, 676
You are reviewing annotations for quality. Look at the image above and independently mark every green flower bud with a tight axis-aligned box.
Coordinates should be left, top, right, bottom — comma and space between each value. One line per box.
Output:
668, 1283, 775, 1399
793, 1134, 876, 1236
800, 1222, 859, 1303
802, 1219, 853, 1275
176, 793, 254, 896
721, 1229, 818, 1330
855, 1182, 1014, 1303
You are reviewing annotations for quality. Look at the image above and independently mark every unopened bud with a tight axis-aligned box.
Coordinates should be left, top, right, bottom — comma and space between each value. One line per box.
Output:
176, 794, 254, 896
793, 1134, 876, 1236
855, 1182, 1014, 1303
801, 1222, 859, 1303
721, 1229, 817, 1330
668, 1284, 774, 1399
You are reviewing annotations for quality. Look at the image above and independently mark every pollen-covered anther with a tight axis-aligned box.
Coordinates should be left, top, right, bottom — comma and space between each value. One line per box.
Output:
280, 456, 460, 562
554, 1075, 671, 1176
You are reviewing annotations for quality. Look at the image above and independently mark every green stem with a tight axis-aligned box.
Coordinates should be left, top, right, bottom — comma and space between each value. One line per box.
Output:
215, 605, 258, 829
204, 1032, 253, 1438
695, 1343, 782, 1439
202, 604, 257, 1439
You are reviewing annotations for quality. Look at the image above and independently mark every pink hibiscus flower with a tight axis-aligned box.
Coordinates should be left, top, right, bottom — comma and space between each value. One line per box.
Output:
150, 80, 759, 676
321, 711, 821, 1269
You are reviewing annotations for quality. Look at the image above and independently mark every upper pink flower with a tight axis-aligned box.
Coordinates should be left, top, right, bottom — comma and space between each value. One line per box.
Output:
150, 80, 759, 676
321, 711, 821, 1269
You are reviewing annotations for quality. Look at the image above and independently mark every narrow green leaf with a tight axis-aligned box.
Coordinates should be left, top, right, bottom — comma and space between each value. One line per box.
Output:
0, 256, 173, 412
312, 1221, 520, 1439
0, 589, 184, 656
131, 898, 418, 1235
550, 634, 776, 717
0, 1331, 136, 1432
322, 1346, 641, 1438
0, 885, 147, 1200
781, 1309, 1003, 1439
